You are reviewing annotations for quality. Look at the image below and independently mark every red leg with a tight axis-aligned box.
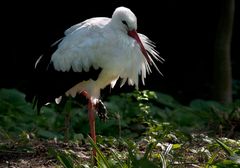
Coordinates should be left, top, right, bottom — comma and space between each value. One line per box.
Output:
81, 91, 97, 156
88, 98, 96, 157
88, 99, 96, 142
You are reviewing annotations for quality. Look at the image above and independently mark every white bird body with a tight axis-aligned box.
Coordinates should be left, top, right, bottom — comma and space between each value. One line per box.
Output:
26, 6, 163, 153
49, 7, 162, 103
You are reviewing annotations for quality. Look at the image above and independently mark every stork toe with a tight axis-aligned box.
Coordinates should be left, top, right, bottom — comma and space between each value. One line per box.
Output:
95, 100, 108, 122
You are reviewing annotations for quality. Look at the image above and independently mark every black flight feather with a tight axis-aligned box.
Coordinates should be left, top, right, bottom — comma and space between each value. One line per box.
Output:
25, 39, 102, 112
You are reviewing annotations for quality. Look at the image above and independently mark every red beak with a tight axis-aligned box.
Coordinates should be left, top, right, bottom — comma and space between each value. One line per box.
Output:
128, 30, 151, 63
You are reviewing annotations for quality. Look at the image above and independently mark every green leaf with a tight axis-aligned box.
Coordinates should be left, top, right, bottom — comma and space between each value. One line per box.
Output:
110, 149, 124, 168
206, 151, 218, 168
143, 143, 155, 159
172, 144, 181, 149
132, 157, 159, 168
88, 135, 111, 168
214, 159, 240, 167
48, 148, 74, 168
216, 139, 235, 156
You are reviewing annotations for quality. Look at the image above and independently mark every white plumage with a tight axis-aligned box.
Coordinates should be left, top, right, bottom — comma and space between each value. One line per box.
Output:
50, 6, 163, 103
27, 6, 163, 154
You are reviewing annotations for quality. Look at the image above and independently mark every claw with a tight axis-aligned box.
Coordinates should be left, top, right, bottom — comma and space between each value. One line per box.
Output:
95, 100, 108, 121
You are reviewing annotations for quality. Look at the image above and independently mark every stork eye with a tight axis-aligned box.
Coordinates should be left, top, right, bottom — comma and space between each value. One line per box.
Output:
122, 20, 128, 27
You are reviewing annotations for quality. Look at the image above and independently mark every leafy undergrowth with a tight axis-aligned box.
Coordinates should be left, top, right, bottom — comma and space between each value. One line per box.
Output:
0, 88, 240, 167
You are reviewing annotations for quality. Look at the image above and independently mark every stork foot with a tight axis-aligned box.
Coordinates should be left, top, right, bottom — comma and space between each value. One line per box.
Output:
95, 100, 108, 122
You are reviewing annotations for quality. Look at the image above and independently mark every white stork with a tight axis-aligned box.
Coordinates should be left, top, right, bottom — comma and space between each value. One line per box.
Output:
26, 6, 163, 155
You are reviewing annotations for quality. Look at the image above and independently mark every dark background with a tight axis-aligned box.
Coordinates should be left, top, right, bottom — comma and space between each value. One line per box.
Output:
1, 0, 239, 104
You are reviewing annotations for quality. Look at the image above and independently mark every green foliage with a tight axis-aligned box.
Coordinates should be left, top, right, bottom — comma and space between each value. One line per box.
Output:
49, 148, 75, 168
0, 88, 240, 167
233, 80, 240, 100
0, 89, 35, 136
213, 139, 240, 166
52, 136, 164, 168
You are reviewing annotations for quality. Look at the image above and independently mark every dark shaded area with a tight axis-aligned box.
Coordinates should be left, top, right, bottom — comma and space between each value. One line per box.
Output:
1, 0, 239, 104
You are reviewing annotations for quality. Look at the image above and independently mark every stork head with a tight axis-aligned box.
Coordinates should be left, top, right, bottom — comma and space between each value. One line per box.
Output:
112, 7, 151, 62
112, 7, 137, 31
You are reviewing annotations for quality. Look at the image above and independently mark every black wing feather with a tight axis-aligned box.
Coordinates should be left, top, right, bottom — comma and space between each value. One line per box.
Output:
25, 39, 102, 112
